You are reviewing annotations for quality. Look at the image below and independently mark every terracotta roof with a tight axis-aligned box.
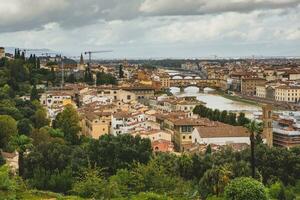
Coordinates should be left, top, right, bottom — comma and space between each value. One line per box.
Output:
113, 111, 131, 118
195, 125, 249, 138
242, 77, 265, 81
276, 85, 300, 89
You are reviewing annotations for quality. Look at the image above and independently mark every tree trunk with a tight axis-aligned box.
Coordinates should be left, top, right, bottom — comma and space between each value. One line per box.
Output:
18, 152, 24, 177
250, 132, 255, 178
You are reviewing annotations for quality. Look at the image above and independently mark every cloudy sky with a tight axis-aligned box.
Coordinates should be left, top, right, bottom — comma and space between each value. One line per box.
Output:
0, 0, 300, 59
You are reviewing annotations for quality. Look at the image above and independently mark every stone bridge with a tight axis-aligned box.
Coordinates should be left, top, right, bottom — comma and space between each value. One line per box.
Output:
170, 79, 222, 92
170, 74, 202, 80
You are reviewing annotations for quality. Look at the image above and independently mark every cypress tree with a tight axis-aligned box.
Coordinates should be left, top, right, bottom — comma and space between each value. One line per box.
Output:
30, 85, 39, 101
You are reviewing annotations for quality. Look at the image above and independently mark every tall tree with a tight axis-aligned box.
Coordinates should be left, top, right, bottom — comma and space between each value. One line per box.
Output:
10, 134, 33, 176
0, 115, 18, 149
30, 85, 39, 101
237, 112, 250, 126
84, 67, 94, 85
246, 120, 261, 178
119, 64, 124, 78
31, 108, 50, 129
17, 119, 33, 136
36, 58, 41, 69
55, 104, 81, 144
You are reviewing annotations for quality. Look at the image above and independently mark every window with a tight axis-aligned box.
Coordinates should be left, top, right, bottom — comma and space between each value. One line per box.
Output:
189, 136, 192, 139
127, 95, 131, 100
182, 136, 186, 139
181, 126, 191, 132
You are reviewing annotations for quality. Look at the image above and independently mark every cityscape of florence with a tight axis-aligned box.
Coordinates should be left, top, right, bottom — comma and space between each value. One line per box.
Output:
0, 0, 300, 199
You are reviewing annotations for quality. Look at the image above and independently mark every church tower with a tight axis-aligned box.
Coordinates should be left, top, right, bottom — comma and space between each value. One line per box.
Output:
78, 53, 85, 71
262, 104, 273, 147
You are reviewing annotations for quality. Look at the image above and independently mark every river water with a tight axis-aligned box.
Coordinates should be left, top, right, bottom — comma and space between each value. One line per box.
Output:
166, 69, 261, 117
170, 86, 261, 112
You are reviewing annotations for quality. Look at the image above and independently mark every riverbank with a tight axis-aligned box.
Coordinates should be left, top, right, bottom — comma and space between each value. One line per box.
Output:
215, 91, 260, 106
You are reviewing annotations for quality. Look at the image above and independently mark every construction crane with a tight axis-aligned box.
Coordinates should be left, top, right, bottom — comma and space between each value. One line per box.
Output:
41, 52, 59, 57
84, 50, 113, 65
21, 48, 42, 57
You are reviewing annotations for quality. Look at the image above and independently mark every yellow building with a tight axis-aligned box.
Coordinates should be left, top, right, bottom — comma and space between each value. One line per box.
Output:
0, 47, 5, 58
256, 85, 266, 98
159, 74, 170, 89
275, 85, 300, 103
241, 77, 266, 96
81, 112, 111, 139
163, 118, 204, 152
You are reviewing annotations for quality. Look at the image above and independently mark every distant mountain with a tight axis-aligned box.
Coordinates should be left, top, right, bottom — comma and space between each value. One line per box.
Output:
3, 46, 59, 56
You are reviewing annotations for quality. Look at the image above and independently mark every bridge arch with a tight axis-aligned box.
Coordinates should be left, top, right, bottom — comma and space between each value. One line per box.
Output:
172, 75, 183, 79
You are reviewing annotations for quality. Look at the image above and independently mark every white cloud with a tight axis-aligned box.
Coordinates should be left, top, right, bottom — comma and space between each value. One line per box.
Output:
0, 0, 299, 58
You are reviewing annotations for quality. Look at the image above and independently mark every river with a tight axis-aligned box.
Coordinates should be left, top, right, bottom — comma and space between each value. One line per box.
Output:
166, 69, 262, 117
170, 86, 261, 118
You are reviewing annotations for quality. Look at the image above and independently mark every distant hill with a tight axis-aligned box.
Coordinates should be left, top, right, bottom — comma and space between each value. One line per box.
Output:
3, 47, 59, 56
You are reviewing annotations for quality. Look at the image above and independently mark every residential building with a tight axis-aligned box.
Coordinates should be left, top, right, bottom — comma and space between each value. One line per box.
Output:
256, 85, 266, 98
273, 112, 300, 148
0, 47, 5, 58
275, 85, 300, 103
40, 91, 74, 108
191, 125, 250, 146
81, 112, 111, 139
241, 77, 266, 96
163, 117, 213, 152
111, 111, 155, 135
152, 140, 174, 152
134, 129, 172, 142
159, 74, 170, 89
122, 85, 155, 103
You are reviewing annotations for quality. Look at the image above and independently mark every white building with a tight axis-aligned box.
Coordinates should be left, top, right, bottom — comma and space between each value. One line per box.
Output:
40, 91, 73, 108
192, 125, 250, 146
111, 111, 160, 135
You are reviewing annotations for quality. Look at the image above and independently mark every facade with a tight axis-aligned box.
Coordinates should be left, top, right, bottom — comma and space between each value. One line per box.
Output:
273, 113, 300, 148
163, 118, 209, 152
0, 47, 5, 58
40, 91, 74, 108
275, 85, 300, 103
256, 85, 266, 98
135, 129, 172, 142
241, 77, 266, 96
111, 112, 150, 135
192, 125, 250, 146
159, 74, 170, 89
123, 86, 155, 102
81, 88, 136, 104
152, 140, 174, 152
81, 112, 111, 139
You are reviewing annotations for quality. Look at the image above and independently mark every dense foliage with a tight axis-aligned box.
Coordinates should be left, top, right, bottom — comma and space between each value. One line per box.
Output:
193, 104, 250, 126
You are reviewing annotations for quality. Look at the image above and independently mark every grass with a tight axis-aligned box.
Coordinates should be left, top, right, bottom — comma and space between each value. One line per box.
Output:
216, 91, 260, 106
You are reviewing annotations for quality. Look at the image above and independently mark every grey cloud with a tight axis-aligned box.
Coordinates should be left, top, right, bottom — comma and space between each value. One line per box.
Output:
0, 0, 299, 34
140, 0, 300, 15
0, 0, 141, 33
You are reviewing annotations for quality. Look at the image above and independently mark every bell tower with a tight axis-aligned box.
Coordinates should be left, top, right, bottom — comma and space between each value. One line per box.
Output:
262, 104, 273, 147
78, 53, 85, 71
